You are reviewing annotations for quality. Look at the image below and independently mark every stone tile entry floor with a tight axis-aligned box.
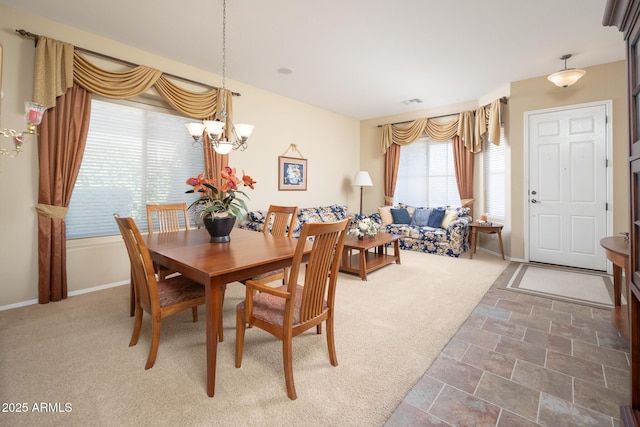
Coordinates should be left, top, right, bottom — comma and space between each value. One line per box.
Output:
385, 272, 630, 426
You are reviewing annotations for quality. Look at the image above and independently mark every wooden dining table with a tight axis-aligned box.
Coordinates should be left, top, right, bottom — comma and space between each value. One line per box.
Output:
145, 227, 311, 397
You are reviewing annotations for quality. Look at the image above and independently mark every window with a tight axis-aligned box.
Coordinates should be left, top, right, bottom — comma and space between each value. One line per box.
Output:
66, 98, 204, 239
483, 127, 506, 220
394, 138, 459, 207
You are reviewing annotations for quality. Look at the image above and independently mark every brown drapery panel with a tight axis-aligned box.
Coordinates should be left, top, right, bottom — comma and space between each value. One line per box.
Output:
36, 85, 92, 303
452, 136, 474, 218
33, 37, 229, 303
383, 143, 401, 206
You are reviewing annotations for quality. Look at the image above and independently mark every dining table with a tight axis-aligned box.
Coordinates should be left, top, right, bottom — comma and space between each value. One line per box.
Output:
145, 226, 311, 397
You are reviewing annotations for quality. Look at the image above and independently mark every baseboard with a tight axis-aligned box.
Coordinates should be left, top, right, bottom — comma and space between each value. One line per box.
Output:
474, 246, 512, 261
0, 280, 128, 312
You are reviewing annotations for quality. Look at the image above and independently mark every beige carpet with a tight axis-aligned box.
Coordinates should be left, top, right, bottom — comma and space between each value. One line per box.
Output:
501, 262, 617, 309
0, 250, 508, 427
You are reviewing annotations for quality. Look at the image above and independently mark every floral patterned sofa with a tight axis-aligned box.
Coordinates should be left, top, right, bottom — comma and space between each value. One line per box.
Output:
238, 204, 351, 237
375, 206, 472, 257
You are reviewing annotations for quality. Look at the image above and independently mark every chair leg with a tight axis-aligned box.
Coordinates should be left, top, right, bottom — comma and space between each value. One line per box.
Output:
129, 272, 135, 317
145, 315, 162, 370
192, 306, 198, 322
129, 306, 143, 346
235, 308, 246, 368
326, 317, 338, 367
283, 336, 297, 400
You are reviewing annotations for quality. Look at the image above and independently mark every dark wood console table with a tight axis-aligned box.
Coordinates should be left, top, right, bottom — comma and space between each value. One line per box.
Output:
600, 236, 630, 339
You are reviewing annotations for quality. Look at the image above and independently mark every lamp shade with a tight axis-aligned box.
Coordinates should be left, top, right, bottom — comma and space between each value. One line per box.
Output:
353, 171, 373, 187
547, 69, 586, 88
213, 141, 233, 155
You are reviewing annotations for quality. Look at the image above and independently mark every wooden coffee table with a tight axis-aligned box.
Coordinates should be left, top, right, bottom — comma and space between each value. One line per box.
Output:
340, 233, 401, 280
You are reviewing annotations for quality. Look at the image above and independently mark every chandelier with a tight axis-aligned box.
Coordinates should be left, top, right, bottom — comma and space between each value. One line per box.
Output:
547, 54, 586, 88
185, 0, 254, 155
1, 101, 46, 157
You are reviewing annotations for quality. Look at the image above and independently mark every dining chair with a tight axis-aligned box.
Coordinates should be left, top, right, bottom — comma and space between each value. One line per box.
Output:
124, 203, 191, 318
246, 205, 299, 287
114, 215, 222, 369
146, 203, 191, 280
235, 217, 351, 400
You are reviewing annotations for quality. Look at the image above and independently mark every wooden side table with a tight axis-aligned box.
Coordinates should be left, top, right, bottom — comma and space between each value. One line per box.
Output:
469, 221, 504, 260
600, 236, 630, 339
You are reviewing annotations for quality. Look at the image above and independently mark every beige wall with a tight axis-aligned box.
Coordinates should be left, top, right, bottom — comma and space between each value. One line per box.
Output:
0, 5, 360, 307
360, 61, 627, 261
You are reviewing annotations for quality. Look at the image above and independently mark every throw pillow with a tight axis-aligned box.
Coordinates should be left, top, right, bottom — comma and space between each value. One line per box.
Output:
440, 209, 459, 228
412, 208, 432, 226
390, 208, 412, 224
378, 206, 393, 225
426, 207, 446, 228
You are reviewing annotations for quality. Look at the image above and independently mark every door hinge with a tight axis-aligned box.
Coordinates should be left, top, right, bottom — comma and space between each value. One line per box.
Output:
606, 202, 609, 211
605, 158, 609, 168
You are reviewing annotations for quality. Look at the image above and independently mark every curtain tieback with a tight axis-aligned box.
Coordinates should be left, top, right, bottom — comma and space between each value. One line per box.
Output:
36, 203, 68, 219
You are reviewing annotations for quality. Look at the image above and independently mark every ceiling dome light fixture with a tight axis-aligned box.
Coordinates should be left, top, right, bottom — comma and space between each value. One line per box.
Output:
185, 0, 254, 154
547, 54, 586, 88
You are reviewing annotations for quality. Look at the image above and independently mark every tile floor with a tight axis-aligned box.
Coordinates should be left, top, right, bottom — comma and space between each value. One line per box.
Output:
385, 273, 631, 427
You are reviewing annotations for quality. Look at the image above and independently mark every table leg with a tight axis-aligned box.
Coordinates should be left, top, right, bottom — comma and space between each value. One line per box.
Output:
498, 230, 505, 260
470, 228, 477, 259
613, 264, 622, 306
394, 240, 401, 264
206, 278, 222, 397
359, 248, 367, 281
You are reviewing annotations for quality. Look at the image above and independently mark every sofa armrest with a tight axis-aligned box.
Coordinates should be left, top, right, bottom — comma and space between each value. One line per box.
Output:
446, 215, 471, 238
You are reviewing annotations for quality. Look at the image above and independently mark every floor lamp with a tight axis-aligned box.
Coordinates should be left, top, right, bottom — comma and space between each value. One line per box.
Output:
353, 171, 373, 215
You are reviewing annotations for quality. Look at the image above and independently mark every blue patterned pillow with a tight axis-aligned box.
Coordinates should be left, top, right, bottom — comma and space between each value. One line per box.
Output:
427, 207, 446, 228
390, 208, 412, 224
412, 208, 432, 226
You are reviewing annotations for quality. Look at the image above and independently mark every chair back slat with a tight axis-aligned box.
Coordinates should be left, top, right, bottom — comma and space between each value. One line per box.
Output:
115, 216, 160, 315
147, 203, 190, 234
287, 218, 350, 324
264, 205, 299, 237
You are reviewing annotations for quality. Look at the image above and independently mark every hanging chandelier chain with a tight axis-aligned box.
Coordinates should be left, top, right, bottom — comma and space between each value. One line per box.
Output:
184, 0, 254, 154
221, 0, 227, 115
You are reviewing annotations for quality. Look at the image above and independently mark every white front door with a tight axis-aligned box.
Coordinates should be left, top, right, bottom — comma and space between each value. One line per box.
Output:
527, 103, 609, 270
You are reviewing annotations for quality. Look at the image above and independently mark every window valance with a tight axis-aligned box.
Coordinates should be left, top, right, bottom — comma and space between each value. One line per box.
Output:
32, 36, 229, 120
381, 98, 503, 154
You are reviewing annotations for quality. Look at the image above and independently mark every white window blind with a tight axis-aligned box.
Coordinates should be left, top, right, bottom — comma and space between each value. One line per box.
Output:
394, 138, 459, 207
483, 127, 506, 221
66, 98, 204, 239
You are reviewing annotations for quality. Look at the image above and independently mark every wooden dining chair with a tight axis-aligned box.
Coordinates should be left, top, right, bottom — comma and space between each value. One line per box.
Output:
235, 217, 351, 400
246, 205, 299, 287
124, 203, 191, 317
115, 215, 222, 369
146, 203, 191, 280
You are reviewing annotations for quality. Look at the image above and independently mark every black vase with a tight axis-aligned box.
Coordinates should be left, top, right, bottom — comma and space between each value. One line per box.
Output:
203, 216, 236, 243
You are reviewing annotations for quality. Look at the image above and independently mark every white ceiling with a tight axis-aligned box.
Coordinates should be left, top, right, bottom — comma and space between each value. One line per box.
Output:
1, 0, 626, 120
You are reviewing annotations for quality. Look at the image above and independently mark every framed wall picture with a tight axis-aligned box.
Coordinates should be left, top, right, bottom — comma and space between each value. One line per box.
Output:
278, 156, 307, 191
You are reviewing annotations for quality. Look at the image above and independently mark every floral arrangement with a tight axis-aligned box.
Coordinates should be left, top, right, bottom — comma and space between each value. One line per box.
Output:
352, 217, 381, 238
186, 166, 257, 220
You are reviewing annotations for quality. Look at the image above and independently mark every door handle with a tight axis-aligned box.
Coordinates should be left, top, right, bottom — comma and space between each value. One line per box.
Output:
531, 199, 540, 203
